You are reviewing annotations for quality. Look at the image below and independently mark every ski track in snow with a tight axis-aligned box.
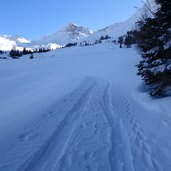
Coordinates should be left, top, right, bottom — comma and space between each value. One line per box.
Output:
0, 77, 162, 171
116, 91, 162, 171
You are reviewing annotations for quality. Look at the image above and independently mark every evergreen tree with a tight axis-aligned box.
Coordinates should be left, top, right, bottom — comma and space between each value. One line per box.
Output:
136, 0, 171, 97
118, 36, 124, 48
124, 31, 137, 47
65, 42, 77, 48
22, 47, 32, 55
100, 35, 111, 41
9, 49, 22, 58
100, 36, 105, 40
23, 47, 27, 54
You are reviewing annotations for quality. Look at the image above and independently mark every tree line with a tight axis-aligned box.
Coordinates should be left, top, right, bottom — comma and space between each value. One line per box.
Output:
9, 47, 51, 59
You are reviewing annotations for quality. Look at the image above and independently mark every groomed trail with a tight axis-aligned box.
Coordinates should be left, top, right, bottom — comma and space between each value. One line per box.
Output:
0, 77, 162, 171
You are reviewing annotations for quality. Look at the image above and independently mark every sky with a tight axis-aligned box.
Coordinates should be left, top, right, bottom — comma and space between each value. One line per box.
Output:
0, 0, 143, 40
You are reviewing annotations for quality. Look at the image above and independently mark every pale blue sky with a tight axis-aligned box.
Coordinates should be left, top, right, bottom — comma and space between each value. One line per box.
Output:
0, 0, 143, 40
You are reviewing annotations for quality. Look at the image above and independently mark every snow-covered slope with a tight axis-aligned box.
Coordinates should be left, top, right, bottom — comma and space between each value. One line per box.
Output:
0, 35, 31, 51
0, 43, 171, 170
80, 11, 142, 44
33, 23, 94, 46
80, 0, 157, 44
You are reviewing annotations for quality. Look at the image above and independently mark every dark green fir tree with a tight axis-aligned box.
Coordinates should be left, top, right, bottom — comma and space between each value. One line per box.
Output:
136, 0, 171, 97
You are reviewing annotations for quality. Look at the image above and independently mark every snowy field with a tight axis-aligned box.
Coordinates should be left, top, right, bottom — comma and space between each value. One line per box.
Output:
0, 43, 171, 170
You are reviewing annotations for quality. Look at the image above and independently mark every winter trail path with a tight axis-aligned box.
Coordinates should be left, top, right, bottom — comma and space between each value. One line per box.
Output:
0, 77, 162, 171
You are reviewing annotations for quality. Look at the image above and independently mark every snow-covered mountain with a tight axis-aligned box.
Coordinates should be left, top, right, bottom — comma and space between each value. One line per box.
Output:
32, 23, 94, 46
0, 35, 31, 51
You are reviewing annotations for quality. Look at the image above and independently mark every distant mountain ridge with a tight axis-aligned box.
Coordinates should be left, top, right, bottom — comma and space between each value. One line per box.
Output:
0, 0, 157, 51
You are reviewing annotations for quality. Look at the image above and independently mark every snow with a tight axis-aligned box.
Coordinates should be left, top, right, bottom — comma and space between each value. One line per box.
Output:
0, 36, 16, 51
0, 42, 171, 171
16, 36, 31, 44
34, 43, 62, 50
